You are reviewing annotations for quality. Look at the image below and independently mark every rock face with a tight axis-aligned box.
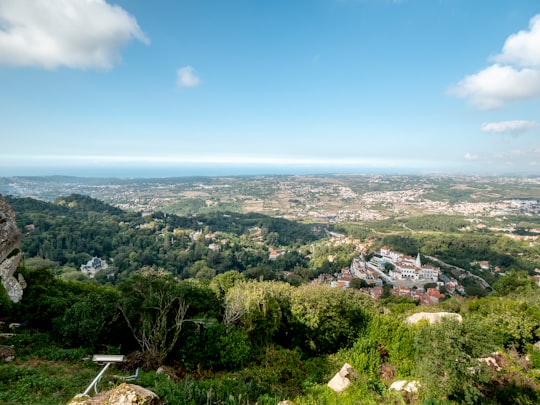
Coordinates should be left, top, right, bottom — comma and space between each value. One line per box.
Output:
405, 312, 462, 325
0, 195, 24, 303
327, 363, 358, 393
67, 383, 160, 405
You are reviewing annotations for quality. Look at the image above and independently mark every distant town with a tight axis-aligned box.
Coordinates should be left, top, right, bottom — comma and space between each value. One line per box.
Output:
2, 174, 540, 224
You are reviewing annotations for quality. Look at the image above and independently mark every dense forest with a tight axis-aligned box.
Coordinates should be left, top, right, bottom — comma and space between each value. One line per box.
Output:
2, 194, 540, 404
6, 194, 327, 284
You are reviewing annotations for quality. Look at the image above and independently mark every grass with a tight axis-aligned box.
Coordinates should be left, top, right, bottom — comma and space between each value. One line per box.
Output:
0, 359, 99, 405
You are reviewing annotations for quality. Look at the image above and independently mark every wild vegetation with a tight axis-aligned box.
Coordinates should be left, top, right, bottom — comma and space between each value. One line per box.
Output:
2, 193, 540, 404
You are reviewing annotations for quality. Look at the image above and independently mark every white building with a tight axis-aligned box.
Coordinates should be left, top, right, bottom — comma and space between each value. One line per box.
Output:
381, 247, 439, 282
80, 257, 108, 278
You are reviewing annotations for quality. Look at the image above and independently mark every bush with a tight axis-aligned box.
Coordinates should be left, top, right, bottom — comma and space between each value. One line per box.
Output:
34, 347, 91, 362
217, 327, 253, 370
54, 289, 120, 350
137, 371, 278, 405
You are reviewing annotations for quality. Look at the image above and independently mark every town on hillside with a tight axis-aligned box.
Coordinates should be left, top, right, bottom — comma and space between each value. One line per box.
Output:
312, 245, 467, 305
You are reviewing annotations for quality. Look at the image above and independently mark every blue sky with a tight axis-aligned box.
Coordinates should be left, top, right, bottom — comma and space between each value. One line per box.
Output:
1, 0, 539, 176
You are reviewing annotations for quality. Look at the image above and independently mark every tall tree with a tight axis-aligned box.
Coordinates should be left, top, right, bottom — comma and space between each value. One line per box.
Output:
118, 271, 189, 368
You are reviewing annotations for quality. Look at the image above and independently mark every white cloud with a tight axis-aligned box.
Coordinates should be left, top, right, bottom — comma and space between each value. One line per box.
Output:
449, 64, 540, 109
492, 15, 540, 68
177, 66, 201, 88
481, 120, 539, 135
0, 0, 149, 70
449, 14, 540, 109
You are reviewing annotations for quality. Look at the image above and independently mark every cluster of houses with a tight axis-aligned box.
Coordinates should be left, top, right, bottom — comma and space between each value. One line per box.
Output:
349, 246, 440, 285
311, 246, 473, 304
311, 265, 449, 304
391, 285, 446, 305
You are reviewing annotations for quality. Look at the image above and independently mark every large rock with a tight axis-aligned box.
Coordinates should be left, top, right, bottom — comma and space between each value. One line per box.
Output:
389, 380, 421, 393
327, 363, 358, 392
67, 383, 159, 405
405, 312, 462, 325
0, 196, 24, 303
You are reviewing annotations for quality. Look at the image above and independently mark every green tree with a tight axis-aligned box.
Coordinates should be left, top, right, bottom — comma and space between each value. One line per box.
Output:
468, 294, 540, 350
290, 285, 373, 354
384, 262, 395, 272
56, 288, 120, 349
118, 271, 190, 368
493, 270, 537, 296
209, 270, 245, 300
414, 318, 496, 403
216, 326, 253, 370
223, 280, 293, 346
14, 267, 76, 332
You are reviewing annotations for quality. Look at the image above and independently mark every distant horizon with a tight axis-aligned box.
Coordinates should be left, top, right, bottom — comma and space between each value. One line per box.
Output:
1, 162, 538, 179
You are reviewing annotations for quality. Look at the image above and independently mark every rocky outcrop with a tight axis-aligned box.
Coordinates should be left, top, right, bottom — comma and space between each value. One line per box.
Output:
0, 195, 24, 303
405, 312, 462, 325
327, 363, 358, 392
67, 383, 160, 405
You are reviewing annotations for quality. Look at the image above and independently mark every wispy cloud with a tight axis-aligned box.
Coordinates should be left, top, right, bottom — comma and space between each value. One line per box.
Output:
0, 0, 149, 70
481, 120, 538, 135
448, 14, 540, 109
463, 148, 540, 169
176, 66, 201, 88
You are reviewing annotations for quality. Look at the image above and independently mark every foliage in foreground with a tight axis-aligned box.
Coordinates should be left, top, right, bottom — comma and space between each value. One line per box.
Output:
3, 192, 540, 403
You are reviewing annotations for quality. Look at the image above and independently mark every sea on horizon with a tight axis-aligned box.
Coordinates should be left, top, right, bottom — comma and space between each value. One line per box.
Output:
0, 164, 421, 179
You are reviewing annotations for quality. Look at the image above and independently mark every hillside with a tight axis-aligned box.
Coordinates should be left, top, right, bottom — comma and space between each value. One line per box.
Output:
2, 194, 540, 404
6, 194, 322, 282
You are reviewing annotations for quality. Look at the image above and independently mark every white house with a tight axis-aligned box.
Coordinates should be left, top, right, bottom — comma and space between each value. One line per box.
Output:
80, 257, 108, 278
